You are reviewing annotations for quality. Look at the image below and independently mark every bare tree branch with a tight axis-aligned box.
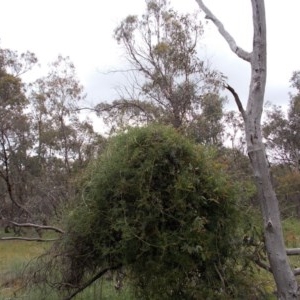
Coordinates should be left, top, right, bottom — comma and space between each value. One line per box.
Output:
97, 68, 139, 75
195, 0, 251, 62
9, 221, 65, 234
287, 248, 300, 256
0, 237, 58, 242
0, 132, 32, 217
62, 264, 122, 300
75, 107, 98, 113
225, 84, 246, 120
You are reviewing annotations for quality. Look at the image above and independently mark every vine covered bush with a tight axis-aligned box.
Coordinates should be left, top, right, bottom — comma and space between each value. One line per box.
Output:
47, 125, 256, 299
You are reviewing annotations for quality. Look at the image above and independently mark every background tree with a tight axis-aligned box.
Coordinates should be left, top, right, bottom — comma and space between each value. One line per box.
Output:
270, 165, 300, 219
264, 72, 300, 170
263, 73, 300, 219
96, 0, 225, 145
0, 47, 105, 231
0, 47, 37, 222
25, 55, 104, 222
187, 93, 225, 145
30, 55, 85, 173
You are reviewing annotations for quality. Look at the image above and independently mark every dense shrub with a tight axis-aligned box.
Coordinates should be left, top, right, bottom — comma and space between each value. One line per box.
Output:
55, 125, 256, 299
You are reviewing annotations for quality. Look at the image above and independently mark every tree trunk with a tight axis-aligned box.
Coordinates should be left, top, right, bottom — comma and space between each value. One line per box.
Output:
247, 141, 298, 299
194, 0, 299, 298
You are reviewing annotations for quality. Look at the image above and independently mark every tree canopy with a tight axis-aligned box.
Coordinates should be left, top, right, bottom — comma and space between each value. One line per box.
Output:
96, 0, 225, 146
0, 46, 104, 228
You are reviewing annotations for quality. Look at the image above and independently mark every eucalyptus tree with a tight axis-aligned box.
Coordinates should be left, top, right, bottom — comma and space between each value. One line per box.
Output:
187, 93, 225, 145
263, 73, 300, 170
30, 56, 85, 173
27, 55, 104, 220
0, 47, 37, 220
0, 47, 104, 231
194, 0, 299, 298
96, 0, 225, 145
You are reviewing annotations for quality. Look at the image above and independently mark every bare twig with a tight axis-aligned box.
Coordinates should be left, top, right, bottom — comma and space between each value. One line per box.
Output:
214, 263, 225, 289
75, 107, 98, 113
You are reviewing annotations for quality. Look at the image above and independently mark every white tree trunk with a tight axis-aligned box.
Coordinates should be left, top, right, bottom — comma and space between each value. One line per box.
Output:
194, 0, 299, 298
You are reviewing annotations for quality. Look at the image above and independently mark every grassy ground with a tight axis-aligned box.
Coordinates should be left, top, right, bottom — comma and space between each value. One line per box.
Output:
1, 218, 300, 299
0, 236, 134, 299
0, 239, 47, 299
252, 217, 300, 299
9, 279, 134, 300
283, 217, 300, 273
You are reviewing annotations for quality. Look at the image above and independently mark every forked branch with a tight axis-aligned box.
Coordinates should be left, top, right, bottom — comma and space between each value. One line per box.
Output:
63, 264, 122, 300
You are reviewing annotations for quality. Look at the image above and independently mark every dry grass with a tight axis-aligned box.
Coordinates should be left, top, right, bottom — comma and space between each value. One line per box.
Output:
0, 238, 134, 299
0, 239, 48, 299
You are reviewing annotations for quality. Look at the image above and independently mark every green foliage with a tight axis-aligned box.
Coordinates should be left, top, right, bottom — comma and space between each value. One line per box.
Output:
263, 71, 300, 170
217, 147, 257, 205
58, 125, 257, 299
263, 72, 300, 216
0, 44, 104, 225
269, 165, 300, 218
97, 0, 225, 138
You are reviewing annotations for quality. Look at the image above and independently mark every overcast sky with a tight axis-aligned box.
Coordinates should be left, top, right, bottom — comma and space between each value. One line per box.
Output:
1, 0, 300, 121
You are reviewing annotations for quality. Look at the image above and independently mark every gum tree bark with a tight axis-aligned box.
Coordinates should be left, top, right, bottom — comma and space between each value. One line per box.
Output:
194, 0, 299, 298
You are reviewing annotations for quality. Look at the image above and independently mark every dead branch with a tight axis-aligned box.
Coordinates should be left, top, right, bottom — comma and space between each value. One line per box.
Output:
214, 263, 225, 290
62, 264, 122, 300
286, 248, 300, 256
225, 84, 246, 121
75, 107, 98, 113
97, 67, 139, 75
195, 0, 251, 62
254, 259, 272, 273
0, 237, 58, 242
9, 221, 65, 234
294, 268, 300, 276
